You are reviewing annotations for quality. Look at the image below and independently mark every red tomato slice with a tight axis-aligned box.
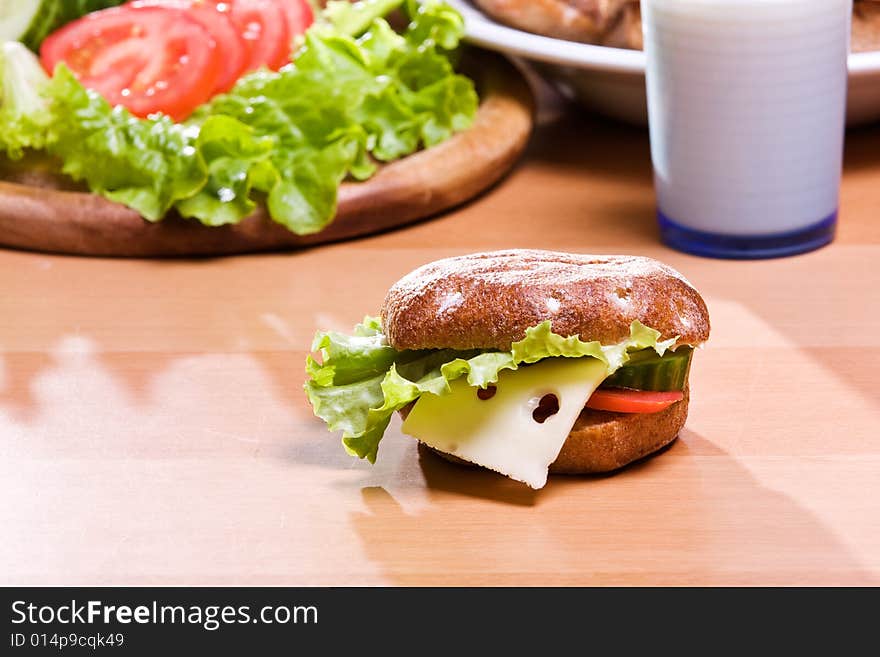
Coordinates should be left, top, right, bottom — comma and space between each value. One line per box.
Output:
131, 0, 247, 93
41, 5, 221, 120
274, 0, 314, 39
586, 388, 685, 414
228, 0, 291, 72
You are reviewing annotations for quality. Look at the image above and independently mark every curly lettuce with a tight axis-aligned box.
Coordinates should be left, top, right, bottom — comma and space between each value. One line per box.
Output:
0, 42, 54, 159
305, 318, 677, 463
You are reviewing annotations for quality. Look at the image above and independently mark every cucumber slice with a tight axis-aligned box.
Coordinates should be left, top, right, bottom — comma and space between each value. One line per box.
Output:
602, 347, 694, 392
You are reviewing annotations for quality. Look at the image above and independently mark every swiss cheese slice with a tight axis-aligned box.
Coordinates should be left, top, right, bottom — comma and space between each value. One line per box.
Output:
401, 357, 607, 489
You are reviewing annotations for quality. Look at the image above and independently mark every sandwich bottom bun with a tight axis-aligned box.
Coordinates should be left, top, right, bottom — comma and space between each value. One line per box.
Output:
550, 386, 689, 474
423, 386, 689, 476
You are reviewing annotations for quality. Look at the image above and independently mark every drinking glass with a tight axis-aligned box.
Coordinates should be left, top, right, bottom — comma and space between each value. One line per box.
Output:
643, 0, 852, 258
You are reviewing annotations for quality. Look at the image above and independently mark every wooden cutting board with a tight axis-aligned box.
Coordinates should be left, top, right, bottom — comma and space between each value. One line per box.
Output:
0, 50, 533, 257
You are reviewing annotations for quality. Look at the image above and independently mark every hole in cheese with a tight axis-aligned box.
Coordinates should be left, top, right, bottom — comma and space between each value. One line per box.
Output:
477, 385, 497, 400
532, 394, 560, 423
400, 356, 607, 489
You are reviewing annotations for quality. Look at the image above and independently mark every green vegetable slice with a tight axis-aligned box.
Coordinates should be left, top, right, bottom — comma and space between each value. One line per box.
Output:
601, 347, 694, 392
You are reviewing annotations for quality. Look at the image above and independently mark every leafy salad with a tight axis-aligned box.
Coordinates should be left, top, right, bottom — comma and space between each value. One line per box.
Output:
0, 0, 478, 234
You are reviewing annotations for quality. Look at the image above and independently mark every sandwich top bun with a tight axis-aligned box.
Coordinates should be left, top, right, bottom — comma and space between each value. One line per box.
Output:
381, 249, 710, 351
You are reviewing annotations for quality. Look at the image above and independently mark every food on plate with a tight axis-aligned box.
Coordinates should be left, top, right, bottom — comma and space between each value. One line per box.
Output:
305, 249, 710, 489
0, 0, 478, 235
853, 0, 880, 53
474, 0, 880, 52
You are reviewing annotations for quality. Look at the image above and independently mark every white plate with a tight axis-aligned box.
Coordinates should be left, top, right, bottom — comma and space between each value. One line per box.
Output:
450, 0, 880, 126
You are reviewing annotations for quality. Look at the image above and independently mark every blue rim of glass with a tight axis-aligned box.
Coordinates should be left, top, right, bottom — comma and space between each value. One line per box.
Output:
657, 210, 837, 260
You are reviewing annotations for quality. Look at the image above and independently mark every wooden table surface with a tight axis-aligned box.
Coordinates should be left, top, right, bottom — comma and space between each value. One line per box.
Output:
2, 86, 879, 587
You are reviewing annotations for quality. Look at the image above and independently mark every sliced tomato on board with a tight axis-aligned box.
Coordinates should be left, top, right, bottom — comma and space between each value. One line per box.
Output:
40, 5, 221, 120
156, 0, 315, 84
40, 0, 315, 119
275, 0, 315, 40
228, 0, 291, 72
131, 0, 247, 94
586, 388, 685, 414
199, 0, 314, 74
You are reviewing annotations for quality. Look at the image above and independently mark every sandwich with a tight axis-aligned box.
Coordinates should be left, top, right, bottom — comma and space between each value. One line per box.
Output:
474, 0, 880, 53
305, 249, 710, 489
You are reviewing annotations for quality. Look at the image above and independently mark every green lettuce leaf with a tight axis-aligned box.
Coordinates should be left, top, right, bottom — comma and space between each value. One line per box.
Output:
46, 66, 206, 221
0, 42, 53, 159
404, 0, 467, 50
511, 320, 676, 370
305, 317, 678, 463
323, 0, 404, 37
175, 115, 278, 226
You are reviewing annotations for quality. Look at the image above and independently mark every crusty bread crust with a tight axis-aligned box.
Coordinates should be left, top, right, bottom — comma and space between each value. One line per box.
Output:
476, 0, 877, 53
472, 0, 641, 48
381, 249, 709, 351
426, 386, 689, 475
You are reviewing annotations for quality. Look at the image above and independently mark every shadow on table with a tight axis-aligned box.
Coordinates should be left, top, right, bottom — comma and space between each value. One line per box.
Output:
347, 429, 875, 586
843, 120, 880, 173
699, 260, 880, 413
527, 107, 652, 181
407, 440, 681, 508
519, 98, 661, 248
